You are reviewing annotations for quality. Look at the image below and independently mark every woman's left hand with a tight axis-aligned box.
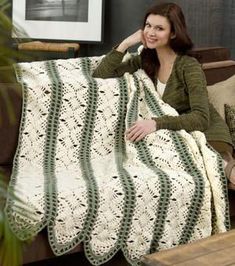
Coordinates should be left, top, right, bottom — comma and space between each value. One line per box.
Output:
125, 119, 156, 142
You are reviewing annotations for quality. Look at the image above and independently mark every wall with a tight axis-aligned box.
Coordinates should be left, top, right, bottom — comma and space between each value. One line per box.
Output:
84, 0, 153, 56
222, 0, 235, 59
9, 0, 235, 59
86, 0, 235, 59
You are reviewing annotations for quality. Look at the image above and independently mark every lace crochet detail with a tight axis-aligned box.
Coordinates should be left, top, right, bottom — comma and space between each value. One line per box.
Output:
5, 56, 229, 266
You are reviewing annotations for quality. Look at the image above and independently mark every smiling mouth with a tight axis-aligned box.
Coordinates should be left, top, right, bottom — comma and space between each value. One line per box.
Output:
147, 38, 157, 43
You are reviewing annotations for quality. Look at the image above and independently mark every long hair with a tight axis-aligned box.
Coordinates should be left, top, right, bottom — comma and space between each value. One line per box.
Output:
141, 2, 193, 81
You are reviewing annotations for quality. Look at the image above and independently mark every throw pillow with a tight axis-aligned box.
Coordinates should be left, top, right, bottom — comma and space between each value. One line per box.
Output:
207, 75, 235, 120
224, 104, 235, 147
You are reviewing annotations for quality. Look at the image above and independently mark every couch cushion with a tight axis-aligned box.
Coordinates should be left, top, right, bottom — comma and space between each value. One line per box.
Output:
0, 83, 22, 165
207, 74, 235, 120
225, 104, 235, 147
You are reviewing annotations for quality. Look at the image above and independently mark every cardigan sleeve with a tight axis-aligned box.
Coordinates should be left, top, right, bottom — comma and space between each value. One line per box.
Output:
92, 49, 141, 78
153, 57, 210, 132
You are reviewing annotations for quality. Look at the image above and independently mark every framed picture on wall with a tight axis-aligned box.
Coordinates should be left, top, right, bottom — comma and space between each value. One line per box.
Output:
12, 0, 105, 42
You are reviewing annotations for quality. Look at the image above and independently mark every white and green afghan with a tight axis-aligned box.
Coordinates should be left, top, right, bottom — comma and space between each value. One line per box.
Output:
5, 56, 230, 266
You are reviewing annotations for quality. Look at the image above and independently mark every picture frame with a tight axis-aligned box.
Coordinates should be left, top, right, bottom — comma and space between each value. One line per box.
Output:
12, 0, 105, 43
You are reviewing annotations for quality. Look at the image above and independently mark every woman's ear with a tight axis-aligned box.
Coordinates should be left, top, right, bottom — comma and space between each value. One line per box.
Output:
170, 33, 176, 39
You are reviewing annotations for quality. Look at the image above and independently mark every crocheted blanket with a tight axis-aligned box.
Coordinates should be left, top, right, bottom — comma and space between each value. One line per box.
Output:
5, 56, 230, 266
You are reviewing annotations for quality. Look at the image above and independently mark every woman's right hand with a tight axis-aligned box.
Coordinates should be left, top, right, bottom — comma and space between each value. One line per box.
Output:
116, 29, 146, 53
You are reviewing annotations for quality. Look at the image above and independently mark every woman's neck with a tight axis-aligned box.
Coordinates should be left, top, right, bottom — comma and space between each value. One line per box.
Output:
155, 47, 178, 84
156, 47, 177, 66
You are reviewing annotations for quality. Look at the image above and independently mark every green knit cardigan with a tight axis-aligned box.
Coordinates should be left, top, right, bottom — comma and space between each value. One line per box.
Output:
92, 49, 232, 145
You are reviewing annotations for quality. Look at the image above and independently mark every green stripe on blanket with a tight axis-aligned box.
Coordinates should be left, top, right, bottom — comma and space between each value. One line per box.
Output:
142, 80, 205, 246
125, 74, 171, 262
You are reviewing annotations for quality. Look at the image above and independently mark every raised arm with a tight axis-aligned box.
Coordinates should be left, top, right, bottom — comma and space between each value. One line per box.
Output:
92, 30, 145, 79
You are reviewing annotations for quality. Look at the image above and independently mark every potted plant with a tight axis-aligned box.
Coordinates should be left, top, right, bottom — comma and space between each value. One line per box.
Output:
0, 1, 32, 265
0, 176, 23, 266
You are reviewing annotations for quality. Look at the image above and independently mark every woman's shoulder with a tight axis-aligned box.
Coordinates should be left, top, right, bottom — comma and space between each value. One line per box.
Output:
177, 54, 201, 67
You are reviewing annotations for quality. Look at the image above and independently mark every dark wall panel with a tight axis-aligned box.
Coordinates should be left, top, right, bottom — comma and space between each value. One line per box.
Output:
87, 0, 234, 59
9, 0, 235, 59
222, 0, 235, 59
86, 0, 154, 56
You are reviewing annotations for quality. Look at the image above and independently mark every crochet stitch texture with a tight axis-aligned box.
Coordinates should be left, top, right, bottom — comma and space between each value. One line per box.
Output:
5, 56, 229, 266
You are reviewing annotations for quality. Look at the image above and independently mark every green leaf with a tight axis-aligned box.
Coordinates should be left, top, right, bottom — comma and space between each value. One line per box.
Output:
0, 173, 36, 266
0, 2, 35, 265
0, 212, 23, 266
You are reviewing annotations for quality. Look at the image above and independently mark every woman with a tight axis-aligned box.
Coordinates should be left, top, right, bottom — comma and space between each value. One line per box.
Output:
92, 2, 235, 186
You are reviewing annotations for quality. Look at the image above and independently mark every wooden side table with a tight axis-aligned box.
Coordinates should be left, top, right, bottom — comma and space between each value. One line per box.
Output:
16, 41, 80, 61
141, 230, 235, 266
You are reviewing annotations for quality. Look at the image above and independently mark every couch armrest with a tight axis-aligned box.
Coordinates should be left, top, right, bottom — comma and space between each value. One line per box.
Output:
190, 47, 230, 63
202, 60, 235, 85
0, 83, 22, 167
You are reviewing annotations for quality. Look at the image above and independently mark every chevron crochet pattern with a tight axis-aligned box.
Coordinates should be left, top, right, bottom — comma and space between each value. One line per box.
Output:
5, 56, 230, 266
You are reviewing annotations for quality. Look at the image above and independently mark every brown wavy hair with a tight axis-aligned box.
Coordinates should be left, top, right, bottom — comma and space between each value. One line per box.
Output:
141, 2, 193, 81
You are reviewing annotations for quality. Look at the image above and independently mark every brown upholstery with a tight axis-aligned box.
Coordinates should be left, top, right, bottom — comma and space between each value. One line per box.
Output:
190, 46, 230, 63
23, 230, 83, 265
0, 83, 22, 167
203, 60, 235, 85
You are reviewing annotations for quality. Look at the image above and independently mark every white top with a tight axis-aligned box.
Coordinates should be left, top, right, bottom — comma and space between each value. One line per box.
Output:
157, 79, 166, 98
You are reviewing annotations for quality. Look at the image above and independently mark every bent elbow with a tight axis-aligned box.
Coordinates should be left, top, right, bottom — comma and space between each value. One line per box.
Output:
198, 113, 210, 132
92, 70, 114, 79
92, 70, 102, 78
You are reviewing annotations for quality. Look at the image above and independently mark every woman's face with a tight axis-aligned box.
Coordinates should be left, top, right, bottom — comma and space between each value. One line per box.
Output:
143, 14, 174, 49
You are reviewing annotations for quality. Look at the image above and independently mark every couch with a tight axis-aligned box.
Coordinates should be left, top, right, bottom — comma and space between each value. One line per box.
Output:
0, 47, 235, 265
